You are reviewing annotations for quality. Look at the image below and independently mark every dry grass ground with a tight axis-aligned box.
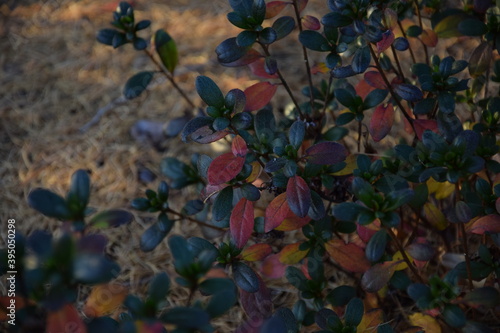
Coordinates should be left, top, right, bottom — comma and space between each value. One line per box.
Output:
2, 0, 497, 331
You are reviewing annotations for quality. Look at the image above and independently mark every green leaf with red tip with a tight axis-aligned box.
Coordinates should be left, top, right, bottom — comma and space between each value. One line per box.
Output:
230, 198, 255, 249
265, 192, 290, 232
244, 82, 278, 111
207, 153, 245, 185
286, 175, 311, 218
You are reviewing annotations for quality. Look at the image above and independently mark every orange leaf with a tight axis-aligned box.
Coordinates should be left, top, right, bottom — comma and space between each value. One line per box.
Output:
409, 313, 442, 333
83, 283, 128, 317
265, 1, 288, 19
325, 239, 371, 273
207, 152, 245, 185
261, 254, 286, 278
265, 192, 290, 232
135, 321, 166, 333
361, 261, 399, 293
275, 210, 311, 231
357, 308, 384, 332
413, 119, 438, 140
369, 103, 394, 142
47, 304, 87, 333
241, 243, 273, 261
278, 242, 309, 264
420, 29, 438, 47
244, 82, 278, 112
468, 214, 500, 234
230, 198, 255, 248
297, 0, 308, 12
246, 161, 262, 184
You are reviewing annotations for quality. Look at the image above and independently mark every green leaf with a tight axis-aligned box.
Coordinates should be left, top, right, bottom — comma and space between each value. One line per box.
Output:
289, 120, 306, 149
28, 188, 71, 220
97, 29, 119, 46
205, 289, 237, 318
406, 25, 422, 37
365, 229, 387, 262
286, 266, 308, 290
326, 285, 356, 306
233, 262, 259, 293
299, 30, 331, 51
237, 30, 258, 47
352, 46, 371, 74
463, 287, 500, 308
458, 18, 487, 36
335, 88, 355, 107
160, 307, 211, 330
169, 236, 195, 273
322, 12, 352, 27
323, 126, 348, 141
259, 27, 277, 44
123, 71, 154, 99
182, 200, 204, 216
442, 304, 466, 328
73, 254, 120, 284
154, 29, 178, 73
148, 272, 170, 303
140, 216, 173, 252
344, 298, 364, 327
196, 76, 225, 108
89, 209, 133, 228
273, 16, 296, 40
363, 89, 388, 109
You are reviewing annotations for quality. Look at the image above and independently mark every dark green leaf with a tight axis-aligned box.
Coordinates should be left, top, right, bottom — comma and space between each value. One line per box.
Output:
323, 126, 348, 141
308, 190, 326, 220
135, 20, 151, 31
89, 209, 133, 228
442, 304, 466, 328
123, 71, 154, 99
233, 262, 259, 293
28, 188, 71, 220
336, 112, 356, 125
393, 84, 423, 102
458, 18, 487, 36
237, 30, 258, 47
352, 46, 370, 74
225, 88, 246, 114
196, 76, 225, 108
140, 217, 173, 252
161, 307, 211, 329
335, 88, 355, 107
213, 186, 233, 221
73, 254, 120, 284
273, 16, 296, 40
169, 236, 195, 272
182, 200, 204, 216
289, 120, 306, 149
414, 98, 436, 115
363, 89, 388, 109
322, 12, 352, 27
216, 37, 250, 64
299, 30, 331, 51
365, 229, 387, 262
438, 92, 455, 114
206, 289, 237, 318
326, 285, 356, 306
241, 183, 261, 201
285, 266, 307, 290
148, 272, 170, 303
132, 37, 147, 50
344, 298, 364, 327
97, 29, 118, 46
463, 287, 500, 308
406, 25, 422, 37
259, 27, 277, 44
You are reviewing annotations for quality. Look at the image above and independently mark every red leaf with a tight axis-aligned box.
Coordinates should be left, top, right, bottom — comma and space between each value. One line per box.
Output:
361, 261, 399, 293
248, 58, 279, 79
208, 153, 245, 185
278, 242, 309, 264
369, 103, 394, 142
230, 198, 255, 248
287, 175, 311, 218
364, 71, 387, 89
302, 15, 321, 30
413, 119, 438, 140
275, 210, 311, 231
297, 0, 308, 12
239, 275, 273, 321
468, 214, 500, 234
305, 141, 348, 165
244, 82, 278, 112
232, 135, 249, 157
355, 79, 375, 99
265, 192, 290, 232
241, 243, 273, 261
47, 304, 87, 333
420, 29, 438, 47
325, 239, 371, 273
377, 30, 395, 54
200, 183, 228, 203
265, 1, 288, 19
189, 126, 230, 144
261, 254, 286, 278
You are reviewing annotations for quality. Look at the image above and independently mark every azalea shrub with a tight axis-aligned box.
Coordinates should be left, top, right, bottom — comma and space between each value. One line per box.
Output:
3, 0, 500, 332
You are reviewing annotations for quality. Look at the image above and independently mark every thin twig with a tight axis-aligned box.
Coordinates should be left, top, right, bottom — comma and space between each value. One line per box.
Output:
292, 0, 315, 113
413, 0, 429, 65
167, 208, 225, 231
387, 227, 424, 283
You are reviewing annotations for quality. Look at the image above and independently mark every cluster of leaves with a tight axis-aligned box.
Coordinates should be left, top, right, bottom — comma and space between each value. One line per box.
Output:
4, 0, 500, 332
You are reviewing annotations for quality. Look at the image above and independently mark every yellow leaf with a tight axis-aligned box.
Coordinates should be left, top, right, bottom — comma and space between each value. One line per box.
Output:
83, 283, 128, 317
392, 251, 410, 270
358, 309, 384, 332
332, 154, 357, 176
278, 242, 309, 264
246, 161, 262, 183
426, 178, 454, 199
409, 313, 441, 333
423, 203, 448, 230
